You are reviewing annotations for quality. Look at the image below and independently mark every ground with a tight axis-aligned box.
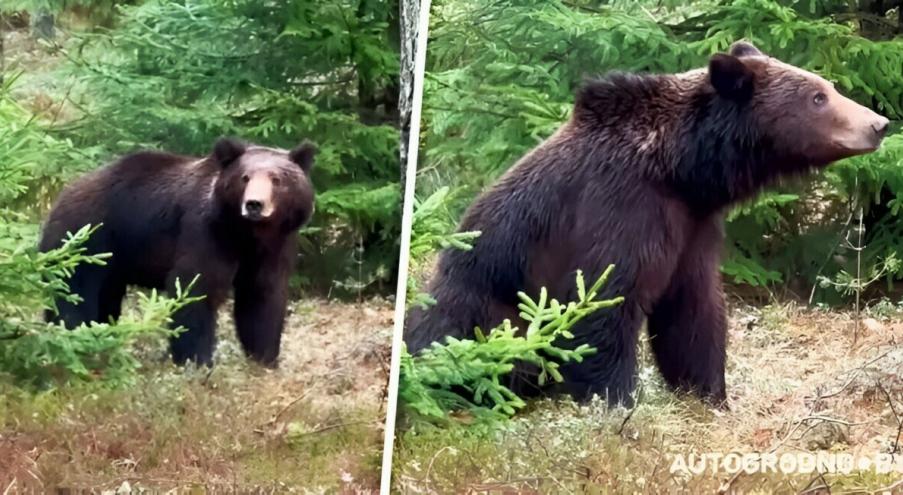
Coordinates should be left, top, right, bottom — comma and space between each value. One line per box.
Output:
0, 297, 393, 493
392, 301, 903, 493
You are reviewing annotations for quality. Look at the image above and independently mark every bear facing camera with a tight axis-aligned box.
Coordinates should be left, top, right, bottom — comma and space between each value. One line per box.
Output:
39, 137, 317, 367
404, 40, 890, 408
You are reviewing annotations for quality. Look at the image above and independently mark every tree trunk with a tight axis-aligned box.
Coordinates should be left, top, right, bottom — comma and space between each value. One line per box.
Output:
399, 0, 420, 181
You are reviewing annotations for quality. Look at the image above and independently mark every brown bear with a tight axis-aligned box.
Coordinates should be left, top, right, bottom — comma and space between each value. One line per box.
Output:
405, 41, 889, 406
39, 137, 316, 367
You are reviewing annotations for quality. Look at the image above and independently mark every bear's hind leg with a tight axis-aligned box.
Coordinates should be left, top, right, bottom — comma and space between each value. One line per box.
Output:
97, 277, 127, 324
647, 220, 727, 406
167, 253, 232, 366
169, 296, 219, 366
48, 264, 109, 328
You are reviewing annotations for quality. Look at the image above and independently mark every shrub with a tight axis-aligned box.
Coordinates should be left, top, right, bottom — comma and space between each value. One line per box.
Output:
400, 267, 623, 422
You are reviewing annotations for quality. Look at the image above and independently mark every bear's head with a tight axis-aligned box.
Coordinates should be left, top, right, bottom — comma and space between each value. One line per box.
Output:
708, 40, 889, 168
211, 137, 316, 232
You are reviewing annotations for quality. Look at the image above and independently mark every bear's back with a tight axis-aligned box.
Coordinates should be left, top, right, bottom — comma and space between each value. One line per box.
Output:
40, 150, 214, 253
106, 150, 200, 181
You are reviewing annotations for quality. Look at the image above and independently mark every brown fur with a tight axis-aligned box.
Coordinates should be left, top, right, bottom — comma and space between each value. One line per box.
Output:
40, 138, 317, 366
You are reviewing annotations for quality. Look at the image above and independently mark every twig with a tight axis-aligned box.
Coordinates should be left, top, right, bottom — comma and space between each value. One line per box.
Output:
560, 0, 603, 14
647, 432, 667, 485
798, 470, 832, 494
201, 366, 215, 386
295, 419, 377, 436
816, 349, 893, 400
718, 412, 849, 494
808, 210, 855, 305
728, 346, 891, 493
616, 384, 643, 436
876, 381, 902, 456
833, 12, 900, 32
468, 478, 549, 491
854, 207, 864, 347
794, 415, 872, 427
267, 385, 319, 426
423, 445, 455, 485
47, 80, 75, 128
894, 418, 903, 458
639, 5, 658, 23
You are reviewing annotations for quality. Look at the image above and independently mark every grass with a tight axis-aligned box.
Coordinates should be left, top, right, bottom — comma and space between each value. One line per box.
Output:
0, 297, 393, 493
391, 301, 903, 493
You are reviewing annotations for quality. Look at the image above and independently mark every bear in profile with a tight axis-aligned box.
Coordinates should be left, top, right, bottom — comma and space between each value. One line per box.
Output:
405, 41, 889, 406
40, 138, 317, 367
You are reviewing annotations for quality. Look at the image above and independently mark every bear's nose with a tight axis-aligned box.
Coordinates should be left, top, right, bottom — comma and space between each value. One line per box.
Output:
872, 116, 889, 139
245, 200, 263, 214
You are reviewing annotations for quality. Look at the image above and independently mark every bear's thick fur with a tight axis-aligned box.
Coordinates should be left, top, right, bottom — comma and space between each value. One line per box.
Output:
405, 41, 889, 406
40, 138, 316, 367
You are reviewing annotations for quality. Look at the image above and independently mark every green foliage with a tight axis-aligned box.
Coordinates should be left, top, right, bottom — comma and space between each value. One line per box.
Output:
421, 0, 903, 303
722, 192, 799, 287
0, 74, 99, 213
38, 0, 401, 296
400, 267, 624, 422
406, 186, 481, 308
721, 254, 784, 287
410, 187, 480, 260
819, 251, 902, 296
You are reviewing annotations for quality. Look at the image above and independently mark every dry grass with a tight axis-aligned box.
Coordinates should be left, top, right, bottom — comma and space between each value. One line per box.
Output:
0, 297, 393, 493
392, 302, 903, 493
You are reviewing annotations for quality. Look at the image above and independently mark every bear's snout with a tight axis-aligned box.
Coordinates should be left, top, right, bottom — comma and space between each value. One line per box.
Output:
828, 92, 890, 156
872, 116, 890, 140
241, 173, 276, 221
244, 199, 264, 218
242, 197, 272, 221
846, 112, 889, 154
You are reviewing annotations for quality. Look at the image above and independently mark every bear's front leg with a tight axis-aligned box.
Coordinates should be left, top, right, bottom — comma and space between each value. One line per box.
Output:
647, 219, 727, 406
233, 252, 291, 367
557, 301, 647, 407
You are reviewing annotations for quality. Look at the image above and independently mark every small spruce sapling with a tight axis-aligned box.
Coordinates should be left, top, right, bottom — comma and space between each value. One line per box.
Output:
400, 265, 624, 421
0, 224, 203, 387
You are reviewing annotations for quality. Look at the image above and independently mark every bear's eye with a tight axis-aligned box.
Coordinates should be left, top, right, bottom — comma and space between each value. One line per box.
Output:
272, 177, 282, 187
242, 174, 250, 183
813, 92, 827, 106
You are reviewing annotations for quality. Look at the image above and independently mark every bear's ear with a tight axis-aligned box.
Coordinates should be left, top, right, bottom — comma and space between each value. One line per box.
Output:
212, 137, 246, 167
709, 53, 755, 101
289, 140, 317, 174
729, 41, 763, 58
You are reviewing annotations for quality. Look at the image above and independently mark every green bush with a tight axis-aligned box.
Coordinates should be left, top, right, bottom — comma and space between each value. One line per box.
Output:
400, 267, 623, 422
406, 186, 481, 308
